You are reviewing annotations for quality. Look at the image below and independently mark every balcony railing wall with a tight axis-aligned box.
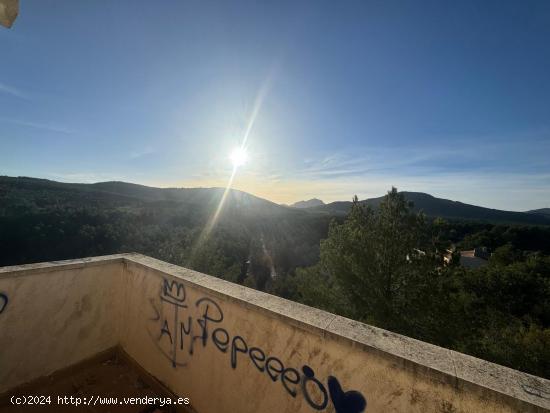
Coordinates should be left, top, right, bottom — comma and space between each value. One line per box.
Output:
1, 254, 548, 412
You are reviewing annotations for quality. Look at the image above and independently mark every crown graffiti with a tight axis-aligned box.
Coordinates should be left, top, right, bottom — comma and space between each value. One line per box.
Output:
162, 279, 186, 304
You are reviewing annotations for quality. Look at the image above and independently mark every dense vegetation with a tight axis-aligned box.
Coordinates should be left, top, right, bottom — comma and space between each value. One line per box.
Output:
1, 177, 549, 378
294, 189, 550, 379
0, 177, 333, 290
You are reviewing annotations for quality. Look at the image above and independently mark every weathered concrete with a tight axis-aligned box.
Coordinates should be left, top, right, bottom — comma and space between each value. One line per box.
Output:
0, 254, 549, 412
0, 0, 18, 28
0, 256, 125, 394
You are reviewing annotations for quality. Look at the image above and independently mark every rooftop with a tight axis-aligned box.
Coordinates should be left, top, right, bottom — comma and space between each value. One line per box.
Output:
0, 254, 549, 412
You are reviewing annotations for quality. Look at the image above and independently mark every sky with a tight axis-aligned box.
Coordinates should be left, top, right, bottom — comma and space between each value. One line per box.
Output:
1, 0, 550, 211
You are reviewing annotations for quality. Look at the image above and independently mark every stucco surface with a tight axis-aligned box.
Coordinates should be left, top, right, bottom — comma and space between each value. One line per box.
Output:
0, 253, 549, 413
0, 257, 124, 394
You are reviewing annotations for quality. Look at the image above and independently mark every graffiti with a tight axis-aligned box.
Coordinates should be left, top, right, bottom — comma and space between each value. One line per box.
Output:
161, 279, 187, 306
302, 365, 329, 410
148, 278, 366, 413
0, 292, 7, 314
328, 376, 367, 413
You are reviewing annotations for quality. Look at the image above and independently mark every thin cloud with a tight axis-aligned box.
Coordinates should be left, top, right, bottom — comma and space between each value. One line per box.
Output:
295, 136, 550, 181
129, 147, 154, 159
217, 145, 550, 209
0, 117, 74, 134
295, 150, 441, 180
0, 82, 29, 100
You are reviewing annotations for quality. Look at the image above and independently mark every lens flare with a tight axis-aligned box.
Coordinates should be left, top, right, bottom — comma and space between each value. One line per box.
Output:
186, 71, 274, 266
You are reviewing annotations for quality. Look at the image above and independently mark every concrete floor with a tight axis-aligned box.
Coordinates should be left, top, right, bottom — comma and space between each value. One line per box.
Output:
0, 352, 178, 413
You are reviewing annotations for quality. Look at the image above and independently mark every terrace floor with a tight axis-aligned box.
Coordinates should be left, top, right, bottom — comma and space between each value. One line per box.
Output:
0, 349, 184, 413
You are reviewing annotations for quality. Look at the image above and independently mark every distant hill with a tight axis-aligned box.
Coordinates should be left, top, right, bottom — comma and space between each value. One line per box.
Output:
305, 191, 550, 226
1, 175, 550, 285
528, 208, 550, 218
289, 198, 325, 209
2, 176, 549, 229
0, 176, 332, 273
0, 176, 292, 217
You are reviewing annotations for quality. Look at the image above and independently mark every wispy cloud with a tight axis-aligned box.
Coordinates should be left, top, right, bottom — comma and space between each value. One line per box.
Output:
293, 136, 550, 181
129, 146, 154, 159
0, 82, 29, 100
288, 149, 449, 180
223, 140, 550, 209
0, 117, 74, 134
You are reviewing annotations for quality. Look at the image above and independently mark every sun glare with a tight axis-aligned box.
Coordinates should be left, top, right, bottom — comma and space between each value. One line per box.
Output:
230, 147, 247, 168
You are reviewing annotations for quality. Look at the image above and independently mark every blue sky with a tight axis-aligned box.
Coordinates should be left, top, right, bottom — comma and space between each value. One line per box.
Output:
1, 0, 549, 210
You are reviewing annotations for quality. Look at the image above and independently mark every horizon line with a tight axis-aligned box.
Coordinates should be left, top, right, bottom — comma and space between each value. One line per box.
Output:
1, 173, 547, 213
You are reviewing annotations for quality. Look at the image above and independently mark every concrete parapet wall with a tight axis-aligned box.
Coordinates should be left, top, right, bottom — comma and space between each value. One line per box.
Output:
0, 256, 125, 393
0, 254, 549, 412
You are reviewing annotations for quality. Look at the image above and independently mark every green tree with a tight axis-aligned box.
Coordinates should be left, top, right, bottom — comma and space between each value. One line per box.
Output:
297, 188, 443, 332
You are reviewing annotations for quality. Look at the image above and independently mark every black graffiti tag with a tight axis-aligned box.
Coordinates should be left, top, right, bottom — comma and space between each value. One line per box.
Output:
161, 279, 187, 307
302, 365, 329, 410
148, 278, 367, 413
155, 279, 190, 367
0, 293, 7, 314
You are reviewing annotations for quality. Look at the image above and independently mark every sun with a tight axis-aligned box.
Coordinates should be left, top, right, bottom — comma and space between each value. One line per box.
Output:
230, 147, 248, 168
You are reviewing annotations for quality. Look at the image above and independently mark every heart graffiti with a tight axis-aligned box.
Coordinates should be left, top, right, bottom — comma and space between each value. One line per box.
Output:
328, 376, 367, 413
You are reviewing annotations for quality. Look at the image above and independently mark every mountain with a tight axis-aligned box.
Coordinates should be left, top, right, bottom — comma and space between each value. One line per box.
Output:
0, 176, 292, 216
289, 198, 325, 209
2, 176, 548, 226
1, 175, 550, 293
304, 191, 550, 226
2, 177, 548, 226
0, 176, 332, 274
528, 208, 550, 218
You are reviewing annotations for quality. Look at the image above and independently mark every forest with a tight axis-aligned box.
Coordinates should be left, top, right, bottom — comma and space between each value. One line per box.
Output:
1, 176, 549, 379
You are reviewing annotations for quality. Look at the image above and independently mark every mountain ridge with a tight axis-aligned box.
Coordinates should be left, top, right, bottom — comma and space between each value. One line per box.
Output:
289, 198, 325, 209
528, 208, 550, 217
1, 176, 549, 225
303, 191, 550, 225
